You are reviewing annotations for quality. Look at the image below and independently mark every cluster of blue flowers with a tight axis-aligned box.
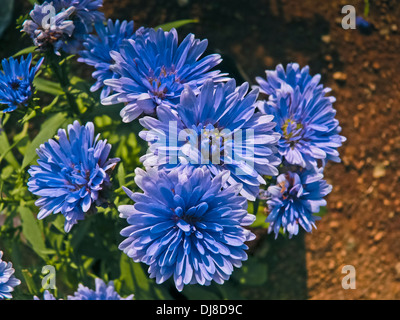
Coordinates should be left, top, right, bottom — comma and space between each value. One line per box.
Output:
0, 0, 345, 298
27, 120, 120, 232
255, 63, 346, 238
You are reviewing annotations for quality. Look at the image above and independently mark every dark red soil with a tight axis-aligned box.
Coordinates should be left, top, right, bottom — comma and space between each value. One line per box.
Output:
2, 0, 400, 300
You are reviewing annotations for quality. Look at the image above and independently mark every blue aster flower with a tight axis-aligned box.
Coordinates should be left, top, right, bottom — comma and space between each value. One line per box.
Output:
255, 63, 346, 168
0, 251, 21, 300
34, 290, 58, 300
0, 54, 44, 113
356, 16, 374, 34
101, 27, 226, 122
27, 121, 120, 232
256, 63, 322, 99
266, 167, 332, 238
52, 0, 105, 54
67, 278, 133, 300
119, 167, 256, 292
53, 0, 104, 28
22, 2, 75, 55
139, 79, 281, 201
78, 19, 149, 99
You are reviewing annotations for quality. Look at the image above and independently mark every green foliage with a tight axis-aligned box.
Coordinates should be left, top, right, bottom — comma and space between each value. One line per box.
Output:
21, 112, 68, 169
155, 19, 199, 31
12, 46, 37, 58
33, 78, 64, 96
19, 207, 48, 261
364, 0, 370, 17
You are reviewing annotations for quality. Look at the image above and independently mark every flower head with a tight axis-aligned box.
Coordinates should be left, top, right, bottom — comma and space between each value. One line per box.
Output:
34, 290, 58, 300
266, 167, 332, 238
78, 19, 149, 99
139, 79, 281, 201
0, 251, 21, 300
28, 121, 120, 232
0, 54, 43, 113
53, 0, 104, 52
255, 63, 346, 168
68, 278, 133, 300
119, 167, 256, 292
102, 28, 226, 122
22, 2, 75, 55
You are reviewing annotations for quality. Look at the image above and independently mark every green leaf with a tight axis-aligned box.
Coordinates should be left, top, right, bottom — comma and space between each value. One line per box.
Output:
119, 253, 135, 293
183, 285, 221, 300
22, 113, 67, 168
33, 77, 64, 96
12, 46, 37, 58
21, 269, 38, 295
0, 131, 20, 169
119, 254, 152, 299
117, 162, 125, 187
70, 218, 92, 249
232, 256, 268, 286
249, 200, 269, 228
0, 136, 29, 166
41, 96, 60, 114
364, 0, 370, 17
155, 19, 199, 31
19, 206, 48, 261
315, 206, 327, 217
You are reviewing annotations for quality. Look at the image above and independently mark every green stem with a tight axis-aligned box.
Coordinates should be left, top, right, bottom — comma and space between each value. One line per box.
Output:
0, 198, 21, 204
49, 55, 80, 117
364, 0, 370, 17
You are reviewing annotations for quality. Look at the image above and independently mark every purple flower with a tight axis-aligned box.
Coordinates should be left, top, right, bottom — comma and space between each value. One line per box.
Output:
28, 121, 120, 232
78, 19, 149, 99
102, 28, 226, 122
0, 251, 21, 300
0, 54, 43, 112
119, 167, 256, 292
255, 63, 346, 168
52, 0, 105, 53
34, 290, 58, 300
139, 79, 281, 201
22, 2, 75, 55
266, 167, 332, 238
68, 278, 133, 300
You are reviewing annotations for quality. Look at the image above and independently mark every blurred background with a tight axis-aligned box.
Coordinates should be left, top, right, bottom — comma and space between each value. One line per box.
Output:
1, 0, 399, 300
